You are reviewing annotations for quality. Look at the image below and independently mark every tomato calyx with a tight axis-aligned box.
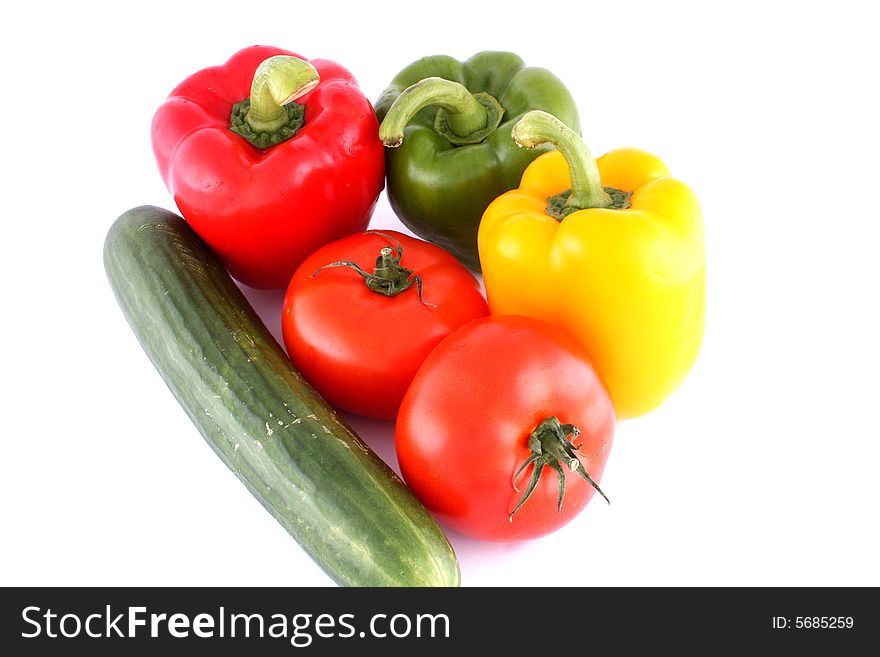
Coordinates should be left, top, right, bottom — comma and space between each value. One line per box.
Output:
510, 416, 610, 521
311, 232, 435, 305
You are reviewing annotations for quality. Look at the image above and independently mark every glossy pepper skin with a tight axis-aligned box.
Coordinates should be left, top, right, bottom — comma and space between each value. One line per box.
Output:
479, 111, 705, 419
374, 52, 579, 270
152, 45, 385, 289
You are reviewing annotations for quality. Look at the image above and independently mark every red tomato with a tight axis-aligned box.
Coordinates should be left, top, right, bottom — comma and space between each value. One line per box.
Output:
395, 315, 615, 541
282, 230, 488, 419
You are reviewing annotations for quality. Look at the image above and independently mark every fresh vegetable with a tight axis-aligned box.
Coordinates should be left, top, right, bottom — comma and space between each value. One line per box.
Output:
152, 45, 384, 290
396, 315, 614, 542
282, 230, 488, 420
374, 52, 579, 270
104, 205, 459, 587
479, 111, 705, 418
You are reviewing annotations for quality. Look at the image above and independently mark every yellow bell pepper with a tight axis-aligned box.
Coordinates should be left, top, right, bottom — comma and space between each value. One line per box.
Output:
478, 111, 705, 418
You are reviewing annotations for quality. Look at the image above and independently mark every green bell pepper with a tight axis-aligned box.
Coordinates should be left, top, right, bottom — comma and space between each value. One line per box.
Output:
375, 52, 580, 270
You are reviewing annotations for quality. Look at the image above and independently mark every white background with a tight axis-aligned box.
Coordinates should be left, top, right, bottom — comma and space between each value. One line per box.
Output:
2, 0, 878, 587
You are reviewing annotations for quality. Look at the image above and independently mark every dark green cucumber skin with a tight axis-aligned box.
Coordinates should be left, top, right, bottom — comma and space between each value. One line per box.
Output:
104, 206, 459, 587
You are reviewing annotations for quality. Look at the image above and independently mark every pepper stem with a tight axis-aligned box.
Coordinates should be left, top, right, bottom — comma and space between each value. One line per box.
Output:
512, 110, 613, 213
245, 55, 320, 133
379, 77, 504, 147
509, 416, 609, 521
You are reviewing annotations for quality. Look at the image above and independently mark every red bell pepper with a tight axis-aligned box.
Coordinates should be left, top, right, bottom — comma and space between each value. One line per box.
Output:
151, 45, 385, 289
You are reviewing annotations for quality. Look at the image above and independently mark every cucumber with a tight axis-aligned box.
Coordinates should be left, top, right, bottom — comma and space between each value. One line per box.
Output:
104, 205, 459, 587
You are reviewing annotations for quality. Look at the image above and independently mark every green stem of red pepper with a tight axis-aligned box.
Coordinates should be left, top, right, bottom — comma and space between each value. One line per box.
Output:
379, 77, 504, 147
247, 55, 319, 130
230, 56, 320, 148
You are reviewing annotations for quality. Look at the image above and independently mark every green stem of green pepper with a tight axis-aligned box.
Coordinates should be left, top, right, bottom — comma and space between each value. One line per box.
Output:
243, 56, 320, 133
379, 77, 501, 147
512, 110, 613, 212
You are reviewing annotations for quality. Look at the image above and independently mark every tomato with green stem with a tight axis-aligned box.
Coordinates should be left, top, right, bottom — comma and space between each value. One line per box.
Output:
282, 230, 488, 420
395, 315, 614, 541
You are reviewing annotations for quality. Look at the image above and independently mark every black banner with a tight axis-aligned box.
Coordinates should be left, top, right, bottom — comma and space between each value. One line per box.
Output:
1, 587, 872, 654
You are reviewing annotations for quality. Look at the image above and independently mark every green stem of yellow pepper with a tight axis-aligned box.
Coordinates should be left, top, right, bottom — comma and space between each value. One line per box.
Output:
379, 77, 504, 147
512, 110, 613, 212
